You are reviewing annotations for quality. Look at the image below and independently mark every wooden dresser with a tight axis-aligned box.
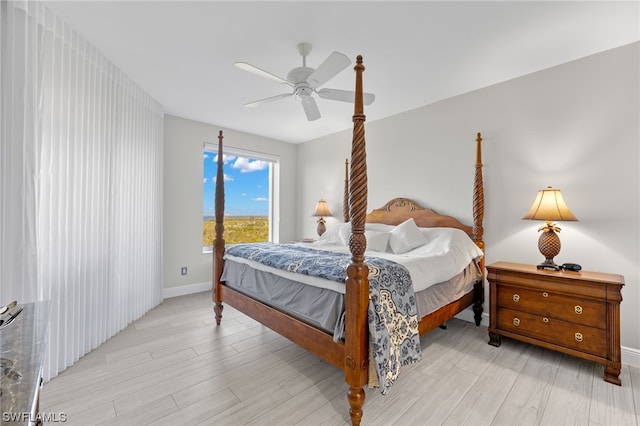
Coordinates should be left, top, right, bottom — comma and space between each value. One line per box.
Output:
486, 262, 624, 385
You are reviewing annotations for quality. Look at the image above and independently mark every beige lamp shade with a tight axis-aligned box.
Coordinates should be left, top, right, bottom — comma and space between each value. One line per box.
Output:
313, 200, 333, 217
522, 186, 578, 222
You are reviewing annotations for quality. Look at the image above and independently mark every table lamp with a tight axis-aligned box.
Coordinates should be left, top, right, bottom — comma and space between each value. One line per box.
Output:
522, 186, 578, 270
312, 199, 332, 236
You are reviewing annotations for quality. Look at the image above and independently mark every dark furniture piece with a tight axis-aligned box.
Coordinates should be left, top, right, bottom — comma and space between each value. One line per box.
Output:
0, 301, 50, 425
487, 261, 624, 385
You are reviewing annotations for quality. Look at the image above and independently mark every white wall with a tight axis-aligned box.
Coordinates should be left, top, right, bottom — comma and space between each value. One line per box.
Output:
163, 115, 297, 292
297, 43, 640, 353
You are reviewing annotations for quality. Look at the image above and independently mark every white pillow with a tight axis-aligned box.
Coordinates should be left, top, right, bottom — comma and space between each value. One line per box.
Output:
388, 218, 428, 254
318, 222, 349, 245
365, 230, 391, 252
338, 223, 351, 245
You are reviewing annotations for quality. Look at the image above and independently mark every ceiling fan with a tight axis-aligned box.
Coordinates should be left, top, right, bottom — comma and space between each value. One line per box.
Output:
235, 43, 375, 121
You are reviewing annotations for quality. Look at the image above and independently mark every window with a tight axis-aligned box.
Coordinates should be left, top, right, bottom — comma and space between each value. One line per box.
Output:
203, 144, 279, 251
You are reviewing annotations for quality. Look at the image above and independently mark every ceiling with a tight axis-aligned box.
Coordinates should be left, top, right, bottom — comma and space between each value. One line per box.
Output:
42, 1, 639, 144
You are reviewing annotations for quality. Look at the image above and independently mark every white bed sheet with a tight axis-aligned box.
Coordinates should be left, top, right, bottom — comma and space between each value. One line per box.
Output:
224, 227, 483, 294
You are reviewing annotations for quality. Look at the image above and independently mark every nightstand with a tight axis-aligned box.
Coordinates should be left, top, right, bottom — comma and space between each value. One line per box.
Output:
486, 261, 624, 385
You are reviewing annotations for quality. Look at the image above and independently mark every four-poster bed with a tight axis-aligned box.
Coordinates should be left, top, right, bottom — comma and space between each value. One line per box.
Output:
212, 56, 485, 425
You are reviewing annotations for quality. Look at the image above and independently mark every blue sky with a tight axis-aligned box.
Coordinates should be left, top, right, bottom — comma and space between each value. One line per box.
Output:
203, 153, 270, 217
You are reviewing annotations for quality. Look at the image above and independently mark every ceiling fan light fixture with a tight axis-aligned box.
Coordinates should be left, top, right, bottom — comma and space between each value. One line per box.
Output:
295, 84, 313, 98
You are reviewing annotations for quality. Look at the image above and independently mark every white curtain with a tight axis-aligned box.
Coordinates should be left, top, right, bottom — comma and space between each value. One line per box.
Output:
1, 1, 164, 381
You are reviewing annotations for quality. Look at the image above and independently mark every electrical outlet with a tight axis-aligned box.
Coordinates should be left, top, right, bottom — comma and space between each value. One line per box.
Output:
180, 267, 187, 276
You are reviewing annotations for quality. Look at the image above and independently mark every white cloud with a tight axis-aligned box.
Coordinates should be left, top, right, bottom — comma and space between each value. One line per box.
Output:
232, 157, 269, 173
203, 177, 207, 183
253, 197, 268, 202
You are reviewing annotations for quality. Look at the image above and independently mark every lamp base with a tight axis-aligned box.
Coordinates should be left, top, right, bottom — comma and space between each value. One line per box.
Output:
536, 258, 561, 271
536, 225, 562, 271
316, 217, 326, 237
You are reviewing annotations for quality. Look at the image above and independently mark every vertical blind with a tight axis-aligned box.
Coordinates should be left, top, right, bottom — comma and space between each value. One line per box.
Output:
1, 1, 164, 380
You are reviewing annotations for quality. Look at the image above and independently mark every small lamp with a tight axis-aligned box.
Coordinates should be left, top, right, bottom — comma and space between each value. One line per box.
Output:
522, 186, 578, 270
312, 199, 333, 237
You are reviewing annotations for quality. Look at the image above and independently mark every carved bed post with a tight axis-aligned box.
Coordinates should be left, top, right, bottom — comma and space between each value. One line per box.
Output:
472, 132, 484, 250
345, 55, 369, 426
213, 130, 225, 325
344, 159, 350, 222
472, 132, 485, 326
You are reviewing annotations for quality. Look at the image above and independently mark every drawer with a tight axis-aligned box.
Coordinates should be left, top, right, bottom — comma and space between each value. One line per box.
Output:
497, 308, 607, 358
497, 285, 605, 329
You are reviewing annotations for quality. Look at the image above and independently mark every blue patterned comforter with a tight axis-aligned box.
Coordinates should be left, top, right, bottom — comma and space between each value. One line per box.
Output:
225, 242, 421, 394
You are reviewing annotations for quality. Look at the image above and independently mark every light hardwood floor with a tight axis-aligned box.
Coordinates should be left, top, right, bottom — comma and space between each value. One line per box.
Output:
41, 291, 640, 425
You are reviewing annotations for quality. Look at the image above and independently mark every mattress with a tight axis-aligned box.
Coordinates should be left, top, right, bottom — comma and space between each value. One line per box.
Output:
221, 259, 480, 340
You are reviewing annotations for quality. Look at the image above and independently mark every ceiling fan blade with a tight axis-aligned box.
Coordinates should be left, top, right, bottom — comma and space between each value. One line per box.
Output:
317, 88, 376, 105
301, 97, 321, 121
307, 51, 351, 89
235, 62, 293, 86
244, 93, 293, 107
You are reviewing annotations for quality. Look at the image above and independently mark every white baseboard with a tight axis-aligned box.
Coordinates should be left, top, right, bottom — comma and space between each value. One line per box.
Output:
162, 281, 211, 299
165, 285, 640, 368
622, 345, 640, 368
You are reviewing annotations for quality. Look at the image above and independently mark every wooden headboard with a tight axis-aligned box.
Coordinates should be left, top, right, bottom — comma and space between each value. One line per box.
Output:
366, 197, 473, 235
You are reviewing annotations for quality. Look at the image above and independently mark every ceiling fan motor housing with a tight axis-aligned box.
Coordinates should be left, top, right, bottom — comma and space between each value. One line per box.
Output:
287, 66, 315, 98
287, 66, 314, 84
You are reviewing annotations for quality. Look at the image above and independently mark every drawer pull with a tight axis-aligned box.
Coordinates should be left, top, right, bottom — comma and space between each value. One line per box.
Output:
512, 294, 520, 302
575, 332, 583, 342
542, 317, 549, 323
542, 292, 549, 298
513, 318, 520, 327
575, 305, 583, 314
